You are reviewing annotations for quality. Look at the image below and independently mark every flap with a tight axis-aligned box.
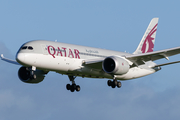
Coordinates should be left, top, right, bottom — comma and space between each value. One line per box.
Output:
154, 60, 180, 67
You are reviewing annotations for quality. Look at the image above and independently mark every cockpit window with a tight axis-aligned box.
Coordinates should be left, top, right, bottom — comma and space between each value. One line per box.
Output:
21, 46, 33, 50
28, 46, 33, 50
21, 46, 27, 50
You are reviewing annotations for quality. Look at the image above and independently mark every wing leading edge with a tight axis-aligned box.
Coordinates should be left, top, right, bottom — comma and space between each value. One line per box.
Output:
1, 54, 20, 65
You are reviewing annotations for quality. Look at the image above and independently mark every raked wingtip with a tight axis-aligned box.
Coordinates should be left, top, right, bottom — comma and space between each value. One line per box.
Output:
1, 54, 4, 59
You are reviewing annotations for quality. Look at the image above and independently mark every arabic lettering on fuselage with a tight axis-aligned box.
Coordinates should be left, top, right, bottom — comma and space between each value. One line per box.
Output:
86, 49, 99, 54
46, 45, 80, 59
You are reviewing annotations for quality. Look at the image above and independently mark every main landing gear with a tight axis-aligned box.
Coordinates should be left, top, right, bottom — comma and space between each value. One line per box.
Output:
65, 76, 121, 92
66, 75, 80, 92
107, 79, 122, 88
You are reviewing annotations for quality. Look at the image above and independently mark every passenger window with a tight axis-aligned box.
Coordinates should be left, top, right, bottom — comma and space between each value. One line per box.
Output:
28, 46, 33, 50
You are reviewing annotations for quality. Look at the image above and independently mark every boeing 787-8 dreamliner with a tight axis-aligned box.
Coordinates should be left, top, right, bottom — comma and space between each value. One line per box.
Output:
1, 18, 180, 92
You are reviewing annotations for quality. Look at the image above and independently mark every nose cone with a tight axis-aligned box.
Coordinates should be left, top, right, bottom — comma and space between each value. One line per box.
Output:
16, 53, 25, 64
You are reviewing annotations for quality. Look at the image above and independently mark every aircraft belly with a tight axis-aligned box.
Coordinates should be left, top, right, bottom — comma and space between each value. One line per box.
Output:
21, 53, 157, 80
116, 67, 156, 80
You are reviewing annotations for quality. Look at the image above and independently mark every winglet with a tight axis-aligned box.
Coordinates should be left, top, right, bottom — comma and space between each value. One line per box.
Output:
134, 18, 159, 54
1, 54, 4, 59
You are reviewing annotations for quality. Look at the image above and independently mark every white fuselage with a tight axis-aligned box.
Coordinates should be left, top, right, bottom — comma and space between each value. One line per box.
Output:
16, 40, 157, 80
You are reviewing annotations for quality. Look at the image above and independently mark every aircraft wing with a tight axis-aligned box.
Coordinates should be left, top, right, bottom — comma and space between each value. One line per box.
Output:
1, 54, 20, 65
126, 46, 180, 66
83, 58, 104, 69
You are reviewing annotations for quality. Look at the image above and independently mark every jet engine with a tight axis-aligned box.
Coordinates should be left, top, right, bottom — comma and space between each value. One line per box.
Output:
102, 56, 130, 75
18, 66, 47, 83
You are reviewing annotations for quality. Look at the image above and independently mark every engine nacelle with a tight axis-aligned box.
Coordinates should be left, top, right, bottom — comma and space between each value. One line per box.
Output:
18, 66, 46, 84
102, 56, 130, 75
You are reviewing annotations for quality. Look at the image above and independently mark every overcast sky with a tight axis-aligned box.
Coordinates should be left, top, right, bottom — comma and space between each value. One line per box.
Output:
1, 0, 180, 120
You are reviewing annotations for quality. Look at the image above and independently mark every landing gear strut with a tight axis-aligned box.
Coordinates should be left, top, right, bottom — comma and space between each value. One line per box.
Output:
107, 79, 121, 88
66, 75, 80, 92
29, 66, 36, 80
30, 70, 36, 79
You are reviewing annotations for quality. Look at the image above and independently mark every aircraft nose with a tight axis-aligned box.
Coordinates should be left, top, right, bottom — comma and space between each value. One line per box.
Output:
16, 53, 25, 64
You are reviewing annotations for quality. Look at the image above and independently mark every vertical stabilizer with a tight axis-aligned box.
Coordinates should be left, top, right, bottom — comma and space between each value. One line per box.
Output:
133, 18, 159, 54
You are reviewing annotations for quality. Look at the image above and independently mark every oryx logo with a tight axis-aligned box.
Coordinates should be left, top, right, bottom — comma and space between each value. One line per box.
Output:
141, 24, 158, 53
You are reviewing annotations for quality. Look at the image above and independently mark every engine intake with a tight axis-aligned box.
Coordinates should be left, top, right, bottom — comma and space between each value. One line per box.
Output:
18, 66, 46, 83
102, 56, 129, 75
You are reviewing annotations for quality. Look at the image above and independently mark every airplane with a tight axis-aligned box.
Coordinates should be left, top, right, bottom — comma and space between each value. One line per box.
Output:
1, 18, 180, 92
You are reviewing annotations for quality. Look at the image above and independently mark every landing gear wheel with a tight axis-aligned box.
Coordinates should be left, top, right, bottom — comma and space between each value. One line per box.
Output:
117, 82, 122, 88
66, 84, 71, 90
70, 84, 76, 92
32, 74, 36, 79
72, 84, 76, 89
107, 80, 112, 86
76, 85, 80, 92
70, 87, 75, 92
113, 80, 117, 86
30, 71, 36, 79
111, 80, 117, 88
111, 84, 116, 88
29, 74, 36, 80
